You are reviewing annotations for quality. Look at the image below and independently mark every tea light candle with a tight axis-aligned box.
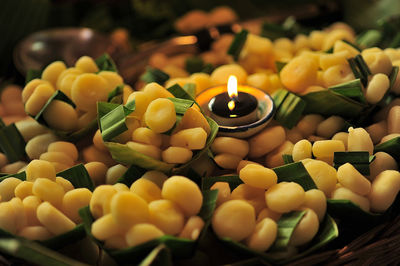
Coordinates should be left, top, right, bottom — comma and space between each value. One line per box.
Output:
208, 75, 258, 126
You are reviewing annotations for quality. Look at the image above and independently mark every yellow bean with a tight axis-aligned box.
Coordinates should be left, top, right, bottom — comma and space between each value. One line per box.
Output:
85, 162, 108, 186
366, 73, 390, 104
337, 163, 371, 195
162, 146, 193, 164
48, 141, 78, 162
92, 130, 108, 152
82, 145, 116, 167
144, 98, 176, 133
331, 187, 370, 212
322, 29, 355, 51
75, 56, 99, 73
347, 127, 374, 155
211, 137, 249, 158
210, 182, 231, 207
296, 114, 324, 137
71, 73, 108, 112
25, 133, 59, 160
32, 178, 65, 208
25, 83, 55, 116
111, 191, 149, 229
126, 141, 161, 160
42, 100, 78, 132
292, 139, 312, 162
317, 116, 345, 138
369, 170, 400, 212
170, 127, 207, 150
113, 183, 130, 192
40, 151, 74, 168
148, 199, 185, 235
161, 176, 203, 217
125, 223, 164, 247
265, 182, 305, 213
265, 141, 294, 168
231, 184, 267, 214
245, 218, 277, 252
1, 161, 27, 174
91, 213, 123, 241
140, 171, 168, 188
37, 202, 76, 235
175, 106, 211, 135
179, 216, 205, 240
366, 121, 387, 144
130, 178, 162, 203
62, 188, 92, 223
246, 73, 271, 93
23, 196, 42, 226
0, 201, 17, 234
214, 153, 242, 170
212, 200, 256, 241
302, 189, 327, 222
77, 110, 97, 130
388, 106, 400, 134
18, 226, 53, 240
322, 64, 354, 87
333, 40, 359, 58
22, 79, 50, 103
106, 164, 128, 185
210, 64, 247, 85
58, 73, 79, 98
331, 132, 348, 149
369, 152, 398, 181
0, 177, 22, 201
55, 177, 74, 193
280, 55, 318, 93
132, 127, 162, 147
249, 126, 286, 158
380, 133, 400, 144
126, 91, 152, 119
15, 119, 48, 142
312, 140, 345, 159
257, 208, 282, 223
304, 160, 337, 196
142, 82, 174, 102
189, 73, 211, 94
239, 164, 277, 190
319, 51, 349, 70
14, 181, 34, 200
285, 127, 304, 144
90, 185, 117, 219
26, 160, 56, 182
42, 61, 67, 87
362, 51, 392, 75
289, 208, 319, 246
98, 71, 123, 93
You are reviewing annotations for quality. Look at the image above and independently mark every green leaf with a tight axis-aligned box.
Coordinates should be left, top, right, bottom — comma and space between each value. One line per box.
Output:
282, 154, 294, 164
356, 30, 382, 48
100, 103, 135, 142
273, 162, 317, 191
0, 171, 26, 182
139, 244, 172, 266
270, 211, 306, 251
97, 101, 121, 125
227, 29, 249, 61
185, 57, 204, 74
39, 224, 86, 250
167, 84, 196, 102
95, 53, 117, 72
201, 175, 243, 191
116, 164, 147, 186
333, 151, 372, 175
275, 61, 287, 73
327, 199, 381, 222
140, 67, 169, 85
300, 89, 366, 118
107, 85, 124, 102
25, 69, 43, 84
57, 164, 94, 191
0, 238, 88, 266
329, 79, 366, 103
80, 190, 218, 265
274, 92, 306, 129
389, 66, 399, 90
183, 83, 196, 99
374, 136, 400, 161
0, 123, 26, 163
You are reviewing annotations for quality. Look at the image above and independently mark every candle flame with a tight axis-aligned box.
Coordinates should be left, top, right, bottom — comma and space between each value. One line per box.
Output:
227, 75, 238, 111
227, 75, 238, 98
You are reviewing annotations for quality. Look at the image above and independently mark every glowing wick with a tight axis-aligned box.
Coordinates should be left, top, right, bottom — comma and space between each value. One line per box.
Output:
227, 75, 238, 111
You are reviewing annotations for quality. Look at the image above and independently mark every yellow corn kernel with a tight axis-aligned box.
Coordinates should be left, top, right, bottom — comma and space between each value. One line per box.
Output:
32, 178, 65, 208
125, 223, 164, 247
90, 185, 118, 219
75, 56, 99, 73
231, 184, 266, 214
0, 177, 22, 201
71, 73, 108, 112
26, 160, 56, 182
170, 127, 208, 150
130, 178, 162, 203
42, 61, 67, 87
37, 202, 76, 235
111, 192, 149, 229
25, 83, 55, 116
23, 195, 42, 226
55, 177, 74, 193
18, 226, 53, 241
179, 216, 205, 240
62, 188, 92, 223
14, 181, 34, 200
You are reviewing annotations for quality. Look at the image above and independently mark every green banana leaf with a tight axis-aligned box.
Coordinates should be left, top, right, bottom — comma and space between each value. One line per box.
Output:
374, 136, 400, 161
327, 199, 381, 223
0, 123, 26, 163
79, 189, 218, 265
95, 53, 118, 72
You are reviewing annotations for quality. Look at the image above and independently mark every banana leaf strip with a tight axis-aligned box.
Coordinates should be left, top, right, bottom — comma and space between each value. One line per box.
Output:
300, 89, 366, 117
140, 66, 169, 85
185, 57, 205, 74
273, 162, 317, 191
0, 238, 88, 266
227, 29, 249, 61
95, 53, 118, 72
275, 61, 287, 73
0, 171, 26, 182
327, 199, 381, 222
116, 164, 147, 186
99, 102, 135, 142
274, 92, 306, 129
329, 79, 366, 103
374, 136, 400, 161
25, 69, 42, 84
201, 175, 243, 191
333, 151, 373, 175
80, 190, 218, 264
0, 123, 26, 163
183, 83, 196, 99
139, 244, 173, 266
356, 30, 382, 48
57, 163, 94, 191
107, 85, 124, 102
282, 154, 294, 164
